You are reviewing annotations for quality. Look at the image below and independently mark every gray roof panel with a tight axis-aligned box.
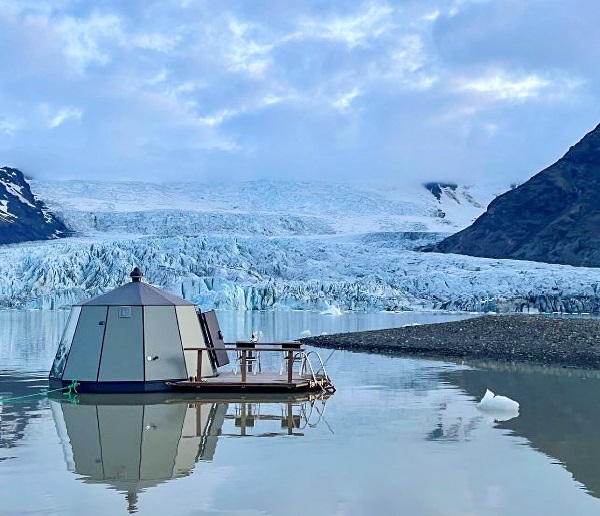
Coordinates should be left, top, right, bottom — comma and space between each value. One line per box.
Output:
77, 282, 195, 307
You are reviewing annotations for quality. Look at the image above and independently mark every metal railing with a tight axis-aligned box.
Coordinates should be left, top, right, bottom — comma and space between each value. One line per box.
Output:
183, 343, 335, 392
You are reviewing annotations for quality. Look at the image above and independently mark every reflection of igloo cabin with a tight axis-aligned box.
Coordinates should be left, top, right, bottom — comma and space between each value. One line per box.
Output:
50, 395, 227, 513
49, 268, 224, 392
50, 393, 332, 513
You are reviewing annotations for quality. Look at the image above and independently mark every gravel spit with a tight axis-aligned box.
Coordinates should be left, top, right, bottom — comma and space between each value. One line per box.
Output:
301, 314, 600, 369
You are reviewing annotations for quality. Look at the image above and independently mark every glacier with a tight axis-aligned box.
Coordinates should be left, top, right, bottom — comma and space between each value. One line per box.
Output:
2, 233, 600, 313
0, 178, 597, 313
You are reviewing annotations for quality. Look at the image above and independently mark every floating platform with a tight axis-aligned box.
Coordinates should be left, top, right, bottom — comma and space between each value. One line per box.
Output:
171, 342, 336, 394
167, 371, 335, 393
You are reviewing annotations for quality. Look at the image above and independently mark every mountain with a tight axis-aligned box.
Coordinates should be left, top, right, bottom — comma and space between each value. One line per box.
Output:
425, 124, 600, 267
0, 167, 70, 244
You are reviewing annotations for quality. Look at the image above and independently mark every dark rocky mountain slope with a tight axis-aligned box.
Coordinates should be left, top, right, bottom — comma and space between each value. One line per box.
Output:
425, 123, 600, 267
0, 166, 70, 244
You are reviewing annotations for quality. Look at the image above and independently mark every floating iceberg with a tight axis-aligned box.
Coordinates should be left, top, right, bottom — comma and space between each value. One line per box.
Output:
320, 305, 343, 316
477, 389, 520, 420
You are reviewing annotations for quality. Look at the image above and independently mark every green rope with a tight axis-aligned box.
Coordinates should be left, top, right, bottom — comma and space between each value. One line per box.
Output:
62, 380, 80, 402
0, 380, 80, 404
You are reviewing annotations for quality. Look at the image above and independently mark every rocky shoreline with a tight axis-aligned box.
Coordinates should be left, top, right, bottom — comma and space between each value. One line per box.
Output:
301, 314, 600, 369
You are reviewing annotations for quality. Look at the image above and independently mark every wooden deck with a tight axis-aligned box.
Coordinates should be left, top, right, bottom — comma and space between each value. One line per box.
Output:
167, 371, 332, 393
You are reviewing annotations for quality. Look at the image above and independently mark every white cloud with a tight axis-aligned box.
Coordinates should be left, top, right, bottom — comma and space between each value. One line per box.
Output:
262, 94, 284, 106
332, 87, 361, 112
131, 33, 180, 53
299, 3, 394, 48
44, 106, 83, 129
460, 73, 550, 101
146, 69, 168, 85
457, 71, 583, 103
447, 0, 493, 17
196, 108, 238, 127
0, 118, 20, 137
0, 0, 597, 183
220, 18, 275, 77
384, 34, 438, 89
422, 9, 441, 22
55, 12, 123, 72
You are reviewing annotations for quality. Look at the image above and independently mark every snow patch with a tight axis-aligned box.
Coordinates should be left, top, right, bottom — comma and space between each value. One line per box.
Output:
0, 179, 35, 208
0, 199, 16, 220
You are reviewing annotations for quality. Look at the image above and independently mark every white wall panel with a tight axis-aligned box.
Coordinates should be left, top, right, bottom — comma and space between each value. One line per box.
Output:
143, 306, 187, 381
63, 306, 108, 381
98, 306, 144, 381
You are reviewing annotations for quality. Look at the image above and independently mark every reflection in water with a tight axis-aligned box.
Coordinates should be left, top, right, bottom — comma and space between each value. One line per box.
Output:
0, 310, 69, 373
442, 363, 600, 499
425, 401, 482, 443
50, 393, 331, 513
4, 310, 600, 515
0, 373, 48, 459
214, 310, 473, 342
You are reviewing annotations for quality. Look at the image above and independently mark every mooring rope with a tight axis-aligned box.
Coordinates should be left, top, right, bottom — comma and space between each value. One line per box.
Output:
0, 380, 80, 403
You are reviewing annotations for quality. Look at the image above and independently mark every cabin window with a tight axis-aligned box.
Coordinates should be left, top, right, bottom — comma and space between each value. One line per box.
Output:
118, 306, 132, 318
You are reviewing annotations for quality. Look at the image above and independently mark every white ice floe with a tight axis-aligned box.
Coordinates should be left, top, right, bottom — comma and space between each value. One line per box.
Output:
320, 305, 343, 316
477, 389, 520, 421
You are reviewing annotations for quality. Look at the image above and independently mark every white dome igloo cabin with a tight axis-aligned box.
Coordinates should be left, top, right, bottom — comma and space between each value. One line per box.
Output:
49, 268, 220, 392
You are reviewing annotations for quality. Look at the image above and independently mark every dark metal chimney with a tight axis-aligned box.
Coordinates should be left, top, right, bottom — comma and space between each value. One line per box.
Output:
130, 267, 143, 282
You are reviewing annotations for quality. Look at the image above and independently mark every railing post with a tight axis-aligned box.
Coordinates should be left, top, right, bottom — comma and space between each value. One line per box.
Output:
240, 402, 247, 436
195, 402, 201, 435
241, 350, 247, 383
196, 350, 203, 381
286, 402, 293, 435
287, 350, 293, 384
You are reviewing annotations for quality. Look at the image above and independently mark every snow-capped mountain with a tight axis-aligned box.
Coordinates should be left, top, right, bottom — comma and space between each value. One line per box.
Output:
0, 167, 70, 244
1, 176, 599, 313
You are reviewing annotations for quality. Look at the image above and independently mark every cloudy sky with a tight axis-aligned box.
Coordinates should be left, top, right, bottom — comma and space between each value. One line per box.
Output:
0, 0, 598, 184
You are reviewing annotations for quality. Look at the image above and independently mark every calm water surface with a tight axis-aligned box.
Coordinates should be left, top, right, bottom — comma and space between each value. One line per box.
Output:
1, 309, 600, 515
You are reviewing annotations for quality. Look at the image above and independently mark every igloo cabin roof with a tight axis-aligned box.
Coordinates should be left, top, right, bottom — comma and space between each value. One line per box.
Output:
76, 269, 194, 307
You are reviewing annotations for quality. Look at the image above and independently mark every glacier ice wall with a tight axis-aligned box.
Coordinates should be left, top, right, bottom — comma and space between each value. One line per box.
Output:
5, 178, 594, 313
2, 235, 600, 313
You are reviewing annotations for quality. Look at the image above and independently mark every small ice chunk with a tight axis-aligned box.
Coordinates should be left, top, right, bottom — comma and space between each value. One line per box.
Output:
320, 305, 342, 316
299, 329, 312, 338
477, 389, 520, 413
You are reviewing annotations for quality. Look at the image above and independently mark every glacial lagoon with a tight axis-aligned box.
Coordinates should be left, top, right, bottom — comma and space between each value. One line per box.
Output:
1, 309, 600, 515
